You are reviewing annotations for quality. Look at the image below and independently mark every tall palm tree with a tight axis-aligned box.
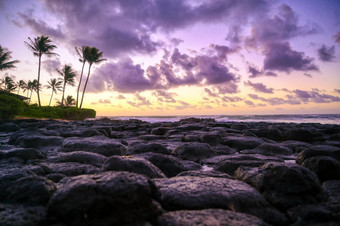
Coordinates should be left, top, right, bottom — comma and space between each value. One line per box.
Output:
64, 95, 76, 106
45, 78, 63, 106
57, 65, 76, 106
16, 80, 27, 95
0, 45, 19, 71
24, 36, 58, 107
75, 46, 90, 108
27, 79, 39, 104
3, 76, 16, 92
79, 47, 106, 109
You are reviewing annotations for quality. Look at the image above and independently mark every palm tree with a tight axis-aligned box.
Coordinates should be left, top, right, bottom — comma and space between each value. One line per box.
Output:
27, 79, 39, 104
57, 65, 76, 106
2, 76, 16, 92
45, 78, 63, 106
16, 80, 27, 95
24, 36, 58, 107
64, 95, 76, 106
79, 47, 106, 109
75, 46, 90, 108
0, 45, 19, 71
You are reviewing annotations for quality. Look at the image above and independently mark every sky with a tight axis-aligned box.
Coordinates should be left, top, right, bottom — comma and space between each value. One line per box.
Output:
0, 0, 340, 116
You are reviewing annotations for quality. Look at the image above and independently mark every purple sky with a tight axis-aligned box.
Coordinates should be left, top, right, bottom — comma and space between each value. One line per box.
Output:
0, 0, 339, 116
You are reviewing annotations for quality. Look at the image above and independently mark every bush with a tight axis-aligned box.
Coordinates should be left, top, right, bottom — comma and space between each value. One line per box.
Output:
0, 94, 25, 119
21, 106, 96, 120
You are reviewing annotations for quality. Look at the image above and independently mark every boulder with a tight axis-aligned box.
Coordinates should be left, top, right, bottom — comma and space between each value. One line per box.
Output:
0, 122, 20, 132
0, 203, 46, 226
47, 171, 161, 225
302, 156, 340, 182
0, 148, 45, 162
323, 180, 340, 203
199, 133, 222, 145
8, 130, 63, 149
296, 145, 340, 165
177, 170, 233, 179
173, 142, 217, 162
151, 127, 169, 135
222, 136, 264, 151
49, 151, 106, 167
240, 143, 293, 156
101, 156, 166, 178
128, 143, 171, 155
58, 136, 127, 157
59, 128, 102, 137
42, 162, 99, 177
152, 176, 286, 225
235, 162, 325, 211
156, 209, 269, 226
279, 140, 311, 153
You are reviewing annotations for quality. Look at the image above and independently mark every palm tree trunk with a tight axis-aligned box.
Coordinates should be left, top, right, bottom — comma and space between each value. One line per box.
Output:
61, 81, 66, 106
49, 90, 54, 106
37, 55, 42, 107
17, 87, 20, 95
79, 64, 92, 109
29, 89, 33, 104
77, 61, 85, 108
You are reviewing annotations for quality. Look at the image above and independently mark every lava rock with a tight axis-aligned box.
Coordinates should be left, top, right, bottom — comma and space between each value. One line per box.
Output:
173, 142, 217, 162
0, 203, 46, 226
222, 136, 264, 151
323, 180, 340, 203
240, 143, 293, 156
296, 145, 340, 165
49, 151, 106, 167
0, 148, 45, 162
302, 156, 340, 182
176, 170, 233, 179
128, 142, 171, 155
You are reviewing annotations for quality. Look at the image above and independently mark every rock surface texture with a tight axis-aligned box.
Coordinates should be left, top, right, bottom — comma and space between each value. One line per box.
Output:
0, 118, 339, 225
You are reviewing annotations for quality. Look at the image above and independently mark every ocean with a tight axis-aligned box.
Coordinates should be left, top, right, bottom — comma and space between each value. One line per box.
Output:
96, 114, 340, 125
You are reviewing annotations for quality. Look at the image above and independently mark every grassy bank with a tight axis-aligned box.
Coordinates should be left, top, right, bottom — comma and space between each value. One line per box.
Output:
0, 93, 96, 120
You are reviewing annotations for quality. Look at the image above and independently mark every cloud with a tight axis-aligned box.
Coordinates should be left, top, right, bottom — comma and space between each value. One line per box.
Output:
175, 100, 193, 110
116, 95, 126, 100
248, 94, 287, 106
334, 32, 340, 44
317, 45, 336, 62
244, 100, 255, 106
99, 99, 111, 104
335, 89, 340, 94
293, 89, 340, 103
221, 96, 243, 102
263, 42, 319, 73
153, 90, 177, 103
248, 65, 262, 78
43, 58, 61, 75
127, 93, 151, 108
244, 80, 274, 93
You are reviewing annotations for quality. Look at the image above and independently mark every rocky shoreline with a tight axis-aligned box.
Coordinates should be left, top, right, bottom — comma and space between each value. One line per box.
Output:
0, 118, 339, 225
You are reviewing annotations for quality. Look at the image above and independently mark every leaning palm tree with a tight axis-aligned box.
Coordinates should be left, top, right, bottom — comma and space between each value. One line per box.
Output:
57, 65, 76, 106
0, 45, 20, 71
45, 78, 63, 106
3, 76, 16, 92
24, 36, 58, 107
79, 47, 106, 109
75, 46, 90, 108
16, 80, 27, 95
64, 95, 76, 106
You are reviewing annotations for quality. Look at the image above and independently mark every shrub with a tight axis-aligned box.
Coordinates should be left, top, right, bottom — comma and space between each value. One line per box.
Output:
21, 106, 96, 120
0, 94, 25, 119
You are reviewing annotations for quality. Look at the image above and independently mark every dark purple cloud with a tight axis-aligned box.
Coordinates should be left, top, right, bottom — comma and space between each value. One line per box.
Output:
248, 65, 262, 78
335, 89, 340, 94
244, 80, 274, 93
127, 93, 151, 108
204, 88, 218, 98
244, 100, 255, 106
222, 96, 243, 102
263, 42, 319, 73
334, 32, 340, 44
248, 94, 287, 106
43, 58, 62, 75
317, 45, 336, 62
153, 90, 177, 103
293, 89, 340, 103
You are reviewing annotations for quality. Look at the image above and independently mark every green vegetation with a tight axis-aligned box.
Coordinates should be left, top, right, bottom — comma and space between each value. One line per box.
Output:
0, 94, 25, 119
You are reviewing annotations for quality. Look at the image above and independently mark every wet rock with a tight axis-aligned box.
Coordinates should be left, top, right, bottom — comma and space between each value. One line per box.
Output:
235, 162, 325, 211
1, 175, 56, 205
177, 170, 233, 179
0, 122, 19, 132
58, 136, 127, 157
283, 126, 324, 142
230, 123, 249, 130
137, 153, 199, 177
199, 133, 222, 145
296, 145, 340, 165
240, 143, 293, 156
323, 180, 340, 203
139, 134, 165, 141
151, 127, 169, 135
128, 142, 171, 155
102, 156, 166, 178
45, 173, 66, 183
47, 171, 161, 225
49, 151, 106, 167
279, 140, 311, 153
59, 128, 102, 137
156, 209, 269, 226
0, 203, 46, 226
302, 156, 340, 182
0, 148, 45, 162
222, 136, 264, 151
152, 176, 287, 225
173, 142, 217, 162
253, 126, 283, 141
42, 162, 99, 177
181, 134, 200, 142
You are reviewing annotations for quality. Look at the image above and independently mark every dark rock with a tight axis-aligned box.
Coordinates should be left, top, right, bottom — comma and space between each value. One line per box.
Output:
230, 123, 249, 130
177, 170, 233, 179
235, 162, 325, 211
181, 134, 201, 142
240, 143, 293, 156
283, 126, 323, 142
45, 173, 66, 183
42, 162, 99, 177
253, 126, 283, 141
280, 140, 311, 153
222, 136, 264, 151
156, 209, 269, 226
1, 175, 56, 205
0, 122, 19, 132
323, 180, 340, 203
139, 134, 165, 141
58, 136, 127, 157
137, 153, 199, 177
151, 127, 169, 135
215, 159, 267, 176
47, 171, 161, 225
9, 132, 63, 149
302, 156, 340, 182
59, 128, 102, 137
0, 203, 46, 226
128, 142, 171, 155
296, 145, 340, 165
199, 133, 222, 145
152, 176, 287, 225
213, 145, 237, 155
49, 151, 106, 167
0, 148, 45, 162
102, 156, 166, 178
173, 142, 217, 162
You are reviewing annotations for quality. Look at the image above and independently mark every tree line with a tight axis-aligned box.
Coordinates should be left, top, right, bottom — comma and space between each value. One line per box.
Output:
0, 36, 106, 108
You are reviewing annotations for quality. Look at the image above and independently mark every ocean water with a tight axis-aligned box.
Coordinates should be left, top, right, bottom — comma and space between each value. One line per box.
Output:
97, 114, 340, 125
